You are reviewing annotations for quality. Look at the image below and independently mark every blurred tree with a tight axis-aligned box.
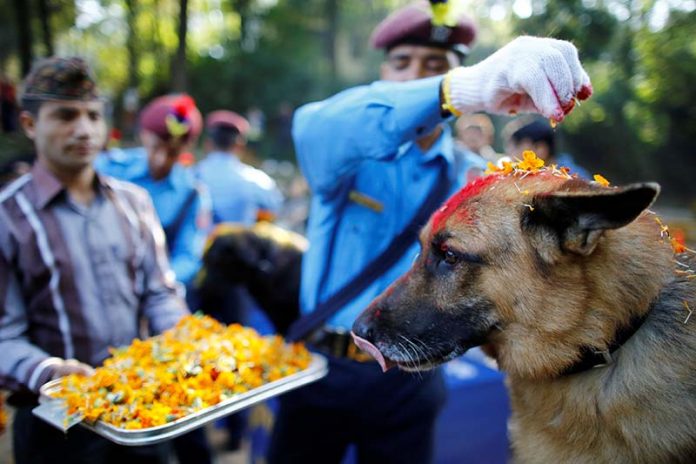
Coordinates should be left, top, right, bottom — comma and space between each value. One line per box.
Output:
0, 0, 694, 203
510, 0, 696, 203
171, 0, 190, 91
37, 0, 55, 56
12, 0, 34, 74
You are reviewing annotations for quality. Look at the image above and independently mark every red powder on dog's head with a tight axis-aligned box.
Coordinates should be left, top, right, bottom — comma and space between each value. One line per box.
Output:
431, 175, 499, 233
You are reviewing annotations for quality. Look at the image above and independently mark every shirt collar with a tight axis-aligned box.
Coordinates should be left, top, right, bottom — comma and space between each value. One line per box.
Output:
32, 160, 107, 209
400, 124, 454, 166
31, 161, 64, 209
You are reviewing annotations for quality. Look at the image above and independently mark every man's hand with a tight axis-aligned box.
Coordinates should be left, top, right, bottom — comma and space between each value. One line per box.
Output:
447, 36, 592, 122
50, 358, 95, 379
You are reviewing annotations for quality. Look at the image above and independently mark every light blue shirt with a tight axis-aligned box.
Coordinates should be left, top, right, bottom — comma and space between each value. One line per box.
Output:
195, 151, 283, 225
294, 76, 486, 330
95, 148, 210, 285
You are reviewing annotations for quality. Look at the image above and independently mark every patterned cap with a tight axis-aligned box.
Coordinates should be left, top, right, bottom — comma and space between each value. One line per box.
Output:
205, 110, 250, 137
139, 94, 202, 142
21, 56, 99, 102
370, 1, 476, 55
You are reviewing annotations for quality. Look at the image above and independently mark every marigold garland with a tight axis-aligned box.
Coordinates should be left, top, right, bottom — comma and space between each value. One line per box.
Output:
484, 150, 693, 257
50, 315, 311, 430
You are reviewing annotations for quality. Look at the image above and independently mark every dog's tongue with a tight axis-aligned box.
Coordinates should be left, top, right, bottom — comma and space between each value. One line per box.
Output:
351, 332, 395, 372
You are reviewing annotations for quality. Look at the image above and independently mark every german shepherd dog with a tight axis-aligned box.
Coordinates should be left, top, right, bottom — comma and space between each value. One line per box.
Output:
352, 169, 696, 463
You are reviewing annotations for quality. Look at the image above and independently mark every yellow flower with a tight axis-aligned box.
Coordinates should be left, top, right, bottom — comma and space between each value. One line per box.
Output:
517, 150, 545, 171
500, 160, 514, 175
593, 174, 610, 187
51, 315, 311, 430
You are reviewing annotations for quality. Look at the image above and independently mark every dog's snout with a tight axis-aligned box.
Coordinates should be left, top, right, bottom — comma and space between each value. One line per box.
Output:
352, 313, 375, 342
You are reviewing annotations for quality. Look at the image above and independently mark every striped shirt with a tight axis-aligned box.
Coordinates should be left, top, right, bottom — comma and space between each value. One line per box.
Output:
0, 162, 188, 395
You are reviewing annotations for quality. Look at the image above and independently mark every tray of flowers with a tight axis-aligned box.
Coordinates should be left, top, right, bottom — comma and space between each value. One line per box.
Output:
33, 314, 327, 446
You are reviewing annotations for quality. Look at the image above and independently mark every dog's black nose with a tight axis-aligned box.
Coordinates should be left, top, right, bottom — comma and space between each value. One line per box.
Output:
352, 312, 376, 342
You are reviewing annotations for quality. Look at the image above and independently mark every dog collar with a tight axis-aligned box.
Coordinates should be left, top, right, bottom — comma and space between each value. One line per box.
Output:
560, 311, 649, 376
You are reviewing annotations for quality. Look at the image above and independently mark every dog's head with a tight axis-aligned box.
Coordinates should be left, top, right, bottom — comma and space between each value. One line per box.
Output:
195, 222, 307, 333
200, 222, 307, 283
353, 171, 676, 379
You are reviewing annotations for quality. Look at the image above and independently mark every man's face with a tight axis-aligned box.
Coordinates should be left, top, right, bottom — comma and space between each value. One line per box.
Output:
20, 100, 106, 173
380, 44, 459, 82
140, 130, 189, 180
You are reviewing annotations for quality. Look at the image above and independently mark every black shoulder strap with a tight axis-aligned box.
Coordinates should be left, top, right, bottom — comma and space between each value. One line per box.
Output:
163, 188, 198, 253
287, 161, 453, 341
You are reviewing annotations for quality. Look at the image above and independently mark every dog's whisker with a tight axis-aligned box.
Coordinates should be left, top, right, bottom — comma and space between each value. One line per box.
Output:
397, 339, 424, 378
400, 334, 427, 365
683, 301, 693, 325
411, 335, 435, 362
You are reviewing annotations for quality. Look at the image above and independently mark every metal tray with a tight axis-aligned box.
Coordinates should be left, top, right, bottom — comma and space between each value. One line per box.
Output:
34, 354, 328, 446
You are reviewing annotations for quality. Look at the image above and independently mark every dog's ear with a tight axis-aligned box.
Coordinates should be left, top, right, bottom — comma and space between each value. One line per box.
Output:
523, 182, 660, 258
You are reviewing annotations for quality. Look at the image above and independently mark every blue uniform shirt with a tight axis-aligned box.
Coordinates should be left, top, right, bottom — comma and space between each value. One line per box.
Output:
95, 147, 210, 285
195, 152, 283, 225
294, 76, 486, 330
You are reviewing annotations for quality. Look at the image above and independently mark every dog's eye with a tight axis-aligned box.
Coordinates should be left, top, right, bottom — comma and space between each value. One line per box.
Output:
443, 249, 458, 265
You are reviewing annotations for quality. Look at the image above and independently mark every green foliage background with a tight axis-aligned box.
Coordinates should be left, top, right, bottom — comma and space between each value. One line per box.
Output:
1, 0, 695, 204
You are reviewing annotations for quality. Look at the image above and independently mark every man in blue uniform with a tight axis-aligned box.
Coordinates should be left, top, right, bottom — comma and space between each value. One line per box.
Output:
269, 1, 592, 463
197, 109, 283, 225
96, 94, 211, 287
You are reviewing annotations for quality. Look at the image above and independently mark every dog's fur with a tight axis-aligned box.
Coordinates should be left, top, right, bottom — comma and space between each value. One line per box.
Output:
194, 222, 306, 334
353, 172, 696, 463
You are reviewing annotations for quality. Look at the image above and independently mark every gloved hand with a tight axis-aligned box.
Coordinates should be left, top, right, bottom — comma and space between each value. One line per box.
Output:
446, 36, 592, 122
50, 358, 95, 379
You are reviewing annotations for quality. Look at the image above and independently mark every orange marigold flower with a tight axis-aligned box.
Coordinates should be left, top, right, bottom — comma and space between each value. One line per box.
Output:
593, 174, 610, 187
672, 237, 686, 254
517, 150, 545, 171
0, 392, 6, 436
50, 315, 311, 430
484, 161, 501, 175
500, 160, 514, 175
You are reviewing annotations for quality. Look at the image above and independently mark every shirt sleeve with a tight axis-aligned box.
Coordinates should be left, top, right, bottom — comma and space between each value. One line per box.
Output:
255, 173, 284, 215
293, 76, 446, 197
135, 192, 190, 334
0, 212, 62, 393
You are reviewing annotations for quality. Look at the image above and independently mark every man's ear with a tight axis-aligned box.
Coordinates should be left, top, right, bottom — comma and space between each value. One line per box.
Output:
522, 183, 660, 258
19, 110, 37, 140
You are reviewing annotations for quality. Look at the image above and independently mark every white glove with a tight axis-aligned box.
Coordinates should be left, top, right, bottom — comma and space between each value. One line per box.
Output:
446, 36, 592, 122
50, 358, 95, 379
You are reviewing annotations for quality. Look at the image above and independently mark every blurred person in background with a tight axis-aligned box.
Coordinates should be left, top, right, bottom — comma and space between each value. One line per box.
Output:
0, 56, 188, 463
504, 117, 590, 178
268, 0, 591, 462
95, 94, 211, 288
196, 110, 283, 226
455, 113, 499, 162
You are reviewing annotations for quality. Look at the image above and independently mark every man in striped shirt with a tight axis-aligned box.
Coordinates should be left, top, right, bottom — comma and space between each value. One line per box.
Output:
0, 57, 188, 463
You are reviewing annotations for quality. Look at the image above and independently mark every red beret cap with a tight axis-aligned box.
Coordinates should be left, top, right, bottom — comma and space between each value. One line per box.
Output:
139, 94, 202, 142
370, 1, 476, 53
205, 110, 250, 137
